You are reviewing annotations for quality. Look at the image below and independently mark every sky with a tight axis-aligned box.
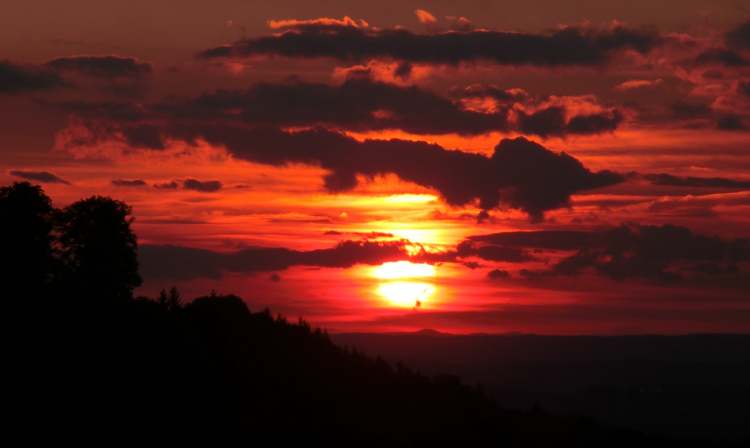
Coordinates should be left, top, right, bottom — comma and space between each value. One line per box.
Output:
2, 0, 750, 334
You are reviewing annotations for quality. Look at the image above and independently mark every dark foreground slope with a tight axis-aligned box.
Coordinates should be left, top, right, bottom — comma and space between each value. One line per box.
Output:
14, 294, 722, 446
334, 332, 750, 443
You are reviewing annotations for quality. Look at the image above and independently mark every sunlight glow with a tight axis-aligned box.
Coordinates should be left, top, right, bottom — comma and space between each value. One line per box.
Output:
384, 194, 438, 204
372, 261, 436, 279
377, 281, 435, 308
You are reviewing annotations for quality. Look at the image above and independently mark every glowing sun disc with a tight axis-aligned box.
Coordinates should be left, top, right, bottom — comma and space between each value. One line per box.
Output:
377, 281, 435, 308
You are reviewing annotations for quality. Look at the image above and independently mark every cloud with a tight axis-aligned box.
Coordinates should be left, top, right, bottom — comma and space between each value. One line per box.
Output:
669, 100, 712, 119
645, 173, 750, 189
139, 222, 750, 287
694, 48, 750, 67
470, 224, 750, 283
9, 170, 69, 184
467, 230, 599, 251
455, 84, 529, 102
716, 113, 748, 131
614, 79, 663, 91
726, 20, 750, 51
139, 239, 411, 281
487, 269, 510, 280
112, 179, 148, 187
0, 61, 63, 93
267, 16, 369, 30
456, 240, 535, 262
154, 181, 179, 189
46, 55, 152, 79
161, 78, 512, 136
197, 21, 659, 67
91, 77, 623, 138
517, 106, 622, 137
183, 179, 222, 192
414, 9, 437, 25
177, 127, 622, 219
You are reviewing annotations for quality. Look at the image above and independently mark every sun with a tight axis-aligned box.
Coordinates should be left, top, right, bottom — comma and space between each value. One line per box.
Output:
371, 261, 437, 308
377, 282, 435, 308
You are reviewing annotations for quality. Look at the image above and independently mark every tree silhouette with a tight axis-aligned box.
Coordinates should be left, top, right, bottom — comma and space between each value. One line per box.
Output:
0, 182, 54, 296
157, 286, 182, 311
56, 195, 141, 301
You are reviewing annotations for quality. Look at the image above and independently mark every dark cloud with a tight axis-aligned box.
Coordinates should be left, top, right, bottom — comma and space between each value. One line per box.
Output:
172, 127, 622, 219
121, 124, 166, 149
566, 110, 624, 134
139, 239, 411, 281
46, 55, 152, 79
455, 84, 529, 102
160, 78, 511, 136
9, 170, 69, 184
49, 100, 147, 121
0, 61, 63, 93
154, 181, 179, 189
485, 224, 750, 282
198, 22, 659, 67
467, 230, 600, 251
669, 100, 713, 119
156, 78, 622, 137
716, 114, 748, 131
726, 20, 750, 51
183, 179, 222, 192
487, 269, 511, 280
55, 78, 625, 165
517, 106, 622, 137
644, 173, 750, 189
393, 61, 413, 80
112, 179, 148, 187
694, 48, 750, 67
739, 81, 750, 97
456, 240, 535, 262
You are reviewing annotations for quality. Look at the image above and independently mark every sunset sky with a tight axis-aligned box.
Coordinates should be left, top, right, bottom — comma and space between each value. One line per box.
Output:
3, 0, 750, 334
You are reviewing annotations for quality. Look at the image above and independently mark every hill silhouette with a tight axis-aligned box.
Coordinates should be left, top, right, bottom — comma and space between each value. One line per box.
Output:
3, 182, 739, 445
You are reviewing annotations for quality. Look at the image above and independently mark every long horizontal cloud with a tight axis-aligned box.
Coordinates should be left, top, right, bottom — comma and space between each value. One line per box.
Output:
644, 173, 750, 189
46, 55, 152, 79
198, 20, 659, 66
694, 48, 750, 67
517, 106, 622, 137
0, 61, 63, 93
112, 179, 148, 187
141, 223, 749, 286
161, 78, 509, 136
468, 224, 749, 282
139, 239, 412, 281
183, 179, 222, 192
10, 170, 69, 184
156, 78, 620, 137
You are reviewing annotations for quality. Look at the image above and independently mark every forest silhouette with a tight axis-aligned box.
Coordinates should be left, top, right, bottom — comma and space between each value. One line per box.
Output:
2, 182, 732, 445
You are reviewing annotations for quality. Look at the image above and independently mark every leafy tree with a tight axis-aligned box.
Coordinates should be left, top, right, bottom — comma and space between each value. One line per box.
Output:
57, 195, 141, 301
0, 182, 55, 295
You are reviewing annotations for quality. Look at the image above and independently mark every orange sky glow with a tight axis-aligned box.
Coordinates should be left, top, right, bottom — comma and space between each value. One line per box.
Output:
2, 1, 750, 334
